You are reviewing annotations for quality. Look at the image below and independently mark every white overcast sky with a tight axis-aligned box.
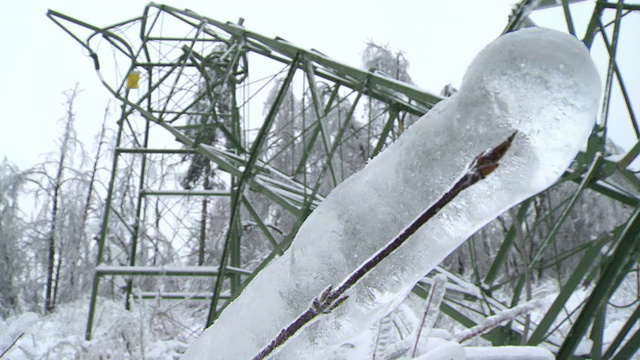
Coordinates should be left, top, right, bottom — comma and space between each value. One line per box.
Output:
0, 1, 637, 170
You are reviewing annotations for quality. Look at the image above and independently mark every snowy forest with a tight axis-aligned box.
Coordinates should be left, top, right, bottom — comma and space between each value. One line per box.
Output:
3, 2, 640, 359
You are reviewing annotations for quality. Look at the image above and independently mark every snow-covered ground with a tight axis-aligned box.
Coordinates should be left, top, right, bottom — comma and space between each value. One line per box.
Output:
0, 297, 201, 359
2, 276, 639, 359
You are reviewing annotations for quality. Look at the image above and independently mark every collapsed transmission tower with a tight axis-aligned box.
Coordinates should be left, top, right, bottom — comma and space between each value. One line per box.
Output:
49, 1, 640, 358
48, 2, 440, 341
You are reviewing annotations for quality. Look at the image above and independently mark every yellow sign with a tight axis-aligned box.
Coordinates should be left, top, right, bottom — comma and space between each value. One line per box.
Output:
126, 71, 140, 89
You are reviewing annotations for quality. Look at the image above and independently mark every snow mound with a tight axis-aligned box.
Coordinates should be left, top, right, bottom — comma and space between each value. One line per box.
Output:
0, 299, 197, 359
184, 27, 600, 359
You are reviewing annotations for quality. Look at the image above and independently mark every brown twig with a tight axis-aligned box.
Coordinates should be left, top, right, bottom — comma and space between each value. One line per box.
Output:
253, 131, 518, 360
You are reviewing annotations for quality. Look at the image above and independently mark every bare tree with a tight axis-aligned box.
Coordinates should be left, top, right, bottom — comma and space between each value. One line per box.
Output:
30, 85, 110, 312
43, 85, 81, 312
361, 42, 417, 145
0, 159, 27, 317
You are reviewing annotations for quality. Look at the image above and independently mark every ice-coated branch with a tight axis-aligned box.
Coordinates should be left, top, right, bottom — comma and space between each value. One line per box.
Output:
0, 333, 25, 359
252, 131, 517, 360
412, 273, 448, 357
454, 299, 539, 344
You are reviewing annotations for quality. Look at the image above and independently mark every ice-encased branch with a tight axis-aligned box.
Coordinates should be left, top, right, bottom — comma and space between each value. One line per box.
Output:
454, 299, 540, 344
412, 273, 448, 357
253, 131, 518, 360
0, 333, 25, 359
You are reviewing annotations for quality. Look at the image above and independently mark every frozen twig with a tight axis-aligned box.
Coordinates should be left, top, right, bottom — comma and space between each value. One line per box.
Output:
412, 273, 447, 357
372, 312, 395, 359
0, 332, 25, 359
253, 131, 518, 360
455, 299, 539, 344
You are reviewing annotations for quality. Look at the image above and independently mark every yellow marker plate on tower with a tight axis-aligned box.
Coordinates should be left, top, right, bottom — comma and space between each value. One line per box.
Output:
126, 71, 140, 89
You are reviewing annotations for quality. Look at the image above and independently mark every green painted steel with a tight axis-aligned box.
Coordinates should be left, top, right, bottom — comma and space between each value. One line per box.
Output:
207, 53, 301, 325
484, 199, 532, 286
603, 301, 640, 358
611, 325, 640, 360
527, 234, 610, 345
84, 104, 127, 340
94, 265, 251, 276
530, 154, 603, 266
590, 308, 605, 359
49, 1, 640, 355
556, 207, 640, 358
124, 89, 152, 311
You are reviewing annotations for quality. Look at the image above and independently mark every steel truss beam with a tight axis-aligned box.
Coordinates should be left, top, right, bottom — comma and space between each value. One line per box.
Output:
49, 2, 640, 357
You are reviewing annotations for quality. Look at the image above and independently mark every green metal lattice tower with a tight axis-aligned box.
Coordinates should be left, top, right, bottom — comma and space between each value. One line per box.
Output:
49, 1, 640, 358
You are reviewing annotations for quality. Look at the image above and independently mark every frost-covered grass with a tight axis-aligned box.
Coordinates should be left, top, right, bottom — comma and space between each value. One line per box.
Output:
0, 297, 204, 359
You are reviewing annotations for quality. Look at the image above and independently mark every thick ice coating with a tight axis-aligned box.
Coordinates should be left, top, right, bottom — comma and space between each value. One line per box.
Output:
183, 27, 600, 359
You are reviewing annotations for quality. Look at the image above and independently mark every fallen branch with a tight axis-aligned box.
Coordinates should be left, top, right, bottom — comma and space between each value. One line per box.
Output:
253, 131, 518, 360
